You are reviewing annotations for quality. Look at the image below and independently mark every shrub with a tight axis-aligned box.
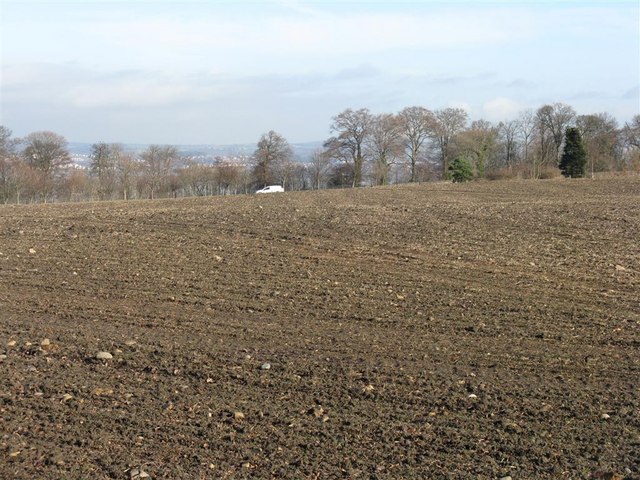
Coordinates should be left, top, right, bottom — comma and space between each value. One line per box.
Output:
538, 166, 562, 179
486, 167, 518, 181
449, 156, 474, 183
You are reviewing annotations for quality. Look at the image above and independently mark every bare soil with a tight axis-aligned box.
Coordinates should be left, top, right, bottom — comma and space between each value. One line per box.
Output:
1, 178, 639, 479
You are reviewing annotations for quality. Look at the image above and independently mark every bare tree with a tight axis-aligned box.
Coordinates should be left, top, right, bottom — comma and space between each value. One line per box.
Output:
0, 126, 20, 203
252, 130, 292, 188
622, 114, 640, 149
217, 162, 242, 195
140, 145, 179, 199
21, 131, 71, 201
90, 142, 122, 200
13, 162, 44, 203
367, 113, 403, 185
497, 120, 520, 169
60, 168, 91, 202
576, 113, 620, 174
327, 162, 354, 189
309, 149, 332, 190
517, 110, 537, 177
117, 152, 138, 201
431, 108, 468, 179
178, 160, 211, 196
536, 103, 576, 166
399, 107, 434, 183
276, 158, 299, 190
0, 126, 17, 158
622, 115, 640, 171
324, 108, 373, 187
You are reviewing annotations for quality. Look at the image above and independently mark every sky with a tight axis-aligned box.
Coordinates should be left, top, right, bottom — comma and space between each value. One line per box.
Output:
1, 0, 639, 145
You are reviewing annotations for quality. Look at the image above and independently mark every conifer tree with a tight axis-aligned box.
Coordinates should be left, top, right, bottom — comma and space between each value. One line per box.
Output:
448, 156, 474, 182
559, 127, 587, 178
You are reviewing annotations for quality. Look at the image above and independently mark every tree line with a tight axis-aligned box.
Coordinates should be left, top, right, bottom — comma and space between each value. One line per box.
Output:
1, 104, 639, 203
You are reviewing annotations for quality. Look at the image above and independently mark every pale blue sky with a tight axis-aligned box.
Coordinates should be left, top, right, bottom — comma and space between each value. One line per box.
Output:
1, 0, 638, 144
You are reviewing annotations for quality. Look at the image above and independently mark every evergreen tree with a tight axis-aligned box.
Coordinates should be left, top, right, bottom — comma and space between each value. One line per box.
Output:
559, 127, 587, 178
448, 156, 474, 182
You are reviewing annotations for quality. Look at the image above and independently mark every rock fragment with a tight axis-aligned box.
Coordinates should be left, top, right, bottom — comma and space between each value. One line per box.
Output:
260, 362, 271, 370
308, 406, 325, 418
96, 351, 113, 360
93, 388, 114, 396
130, 468, 150, 479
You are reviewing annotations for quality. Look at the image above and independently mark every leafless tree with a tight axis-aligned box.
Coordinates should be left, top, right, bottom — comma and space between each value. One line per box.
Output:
0, 126, 20, 203
117, 152, 139, 201
90, 142, 123, 200
282, 162, 308, 191
324, 108, 373, 187
21, 131, 71, 201
399, 107, 434, 183
576, 113, 620, 174
622, 115, 640, 171
60, 168, 91, 202
177, 160, 210, 196
536, 103, 576, 166
517, 110, 537, 177
431, 108, 468, 179
497, 120, 520, 169
367, 113, 403, 185
13, 162, 44, 203
309, 149, 332, 190
622, 114, 640, 149
140, 145, 179, 199
0, 126, 17, 159
217, 162, 243, 195
275, 158, 299, 190
253, 130, 292, 188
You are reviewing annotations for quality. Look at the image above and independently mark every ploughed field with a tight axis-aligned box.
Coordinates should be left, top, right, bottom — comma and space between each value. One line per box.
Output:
0, 178, 638, 479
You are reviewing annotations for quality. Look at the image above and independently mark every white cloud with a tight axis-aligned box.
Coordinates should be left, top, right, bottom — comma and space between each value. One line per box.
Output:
78, 8, 536, 73
482, 97, 523, 121
2, 1, 637, 143
447, 101, 474, 116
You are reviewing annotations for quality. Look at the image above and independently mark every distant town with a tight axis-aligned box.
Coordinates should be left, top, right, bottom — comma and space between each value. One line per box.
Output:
67, 141, 324, 169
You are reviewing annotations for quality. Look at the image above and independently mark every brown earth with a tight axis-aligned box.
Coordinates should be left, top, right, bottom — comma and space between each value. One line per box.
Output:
0, 178, 638, 479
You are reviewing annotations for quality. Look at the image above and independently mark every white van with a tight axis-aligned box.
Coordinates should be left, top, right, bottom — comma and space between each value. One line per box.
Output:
256, 185, 284, 194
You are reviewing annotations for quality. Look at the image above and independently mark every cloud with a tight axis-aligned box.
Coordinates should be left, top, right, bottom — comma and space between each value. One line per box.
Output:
447, 101, 474, 115
3, 2, 637, 143
76, 8, 536, 73
622, 85, 639, 99
482, 97, 523, 121
506, 78, 537, 89
567, 91, 609, 101
2, 63, 248, 109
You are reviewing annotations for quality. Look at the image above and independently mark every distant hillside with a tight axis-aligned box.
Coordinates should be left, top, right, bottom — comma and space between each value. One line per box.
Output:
68, 141, 323, 163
